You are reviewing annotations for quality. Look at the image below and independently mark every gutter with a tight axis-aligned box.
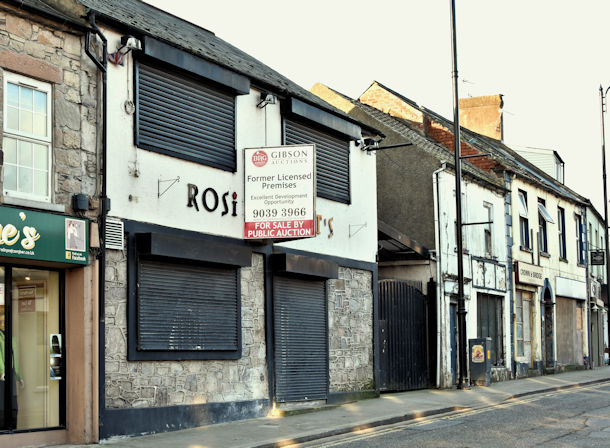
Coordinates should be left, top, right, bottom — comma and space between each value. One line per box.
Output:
84, 12, 108, 436
432, 162, 447, 387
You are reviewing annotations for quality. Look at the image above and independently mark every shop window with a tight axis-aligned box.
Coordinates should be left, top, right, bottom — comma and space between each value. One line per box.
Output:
135, 61, 236, 171
477, 293, 504, 366
517, 190, 530, 249
283, 119, 350, 203
132, 258, 240, 360
2, 72, 52, 202
515, 291, 524, 357
558, 207, 566, 259
0, 267, 63, 431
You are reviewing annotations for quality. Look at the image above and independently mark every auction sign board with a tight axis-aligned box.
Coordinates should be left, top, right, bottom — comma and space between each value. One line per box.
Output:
244, 145, 316, 239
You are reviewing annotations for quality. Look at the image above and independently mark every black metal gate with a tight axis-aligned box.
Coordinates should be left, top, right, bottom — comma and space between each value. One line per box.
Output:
274, 276, 328, 402
378, 280, 430, 391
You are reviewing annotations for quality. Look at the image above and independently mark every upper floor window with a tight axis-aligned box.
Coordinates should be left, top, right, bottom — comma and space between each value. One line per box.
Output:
483, 202, 493, 256
537, 198, 554, 254
575, 213, 585, 265
557, 207, 566, 259
517, 190, 530, 249
3, 72, 52, 201
135, 61, 236, 171
283, 119, 350, 203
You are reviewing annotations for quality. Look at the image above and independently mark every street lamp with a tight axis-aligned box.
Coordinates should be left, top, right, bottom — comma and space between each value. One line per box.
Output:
599, 85, 610, 365
450, 0, 468, 389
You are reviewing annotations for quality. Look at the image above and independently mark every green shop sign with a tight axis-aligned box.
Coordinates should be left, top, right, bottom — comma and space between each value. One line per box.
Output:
0, 206, 88, 265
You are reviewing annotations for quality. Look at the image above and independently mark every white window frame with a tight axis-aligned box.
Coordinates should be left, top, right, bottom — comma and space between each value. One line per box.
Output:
484, 202, 493, 256
3, 71, 52, 202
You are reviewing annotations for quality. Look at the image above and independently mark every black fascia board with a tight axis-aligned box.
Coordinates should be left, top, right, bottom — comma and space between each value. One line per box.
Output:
272, 253, 339, 279
142, 36, 250, 95
136, 232, 252, 267
283, 97, 362, 140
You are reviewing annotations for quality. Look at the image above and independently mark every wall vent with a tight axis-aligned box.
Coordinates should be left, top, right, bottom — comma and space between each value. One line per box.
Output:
105, 218, 124, 250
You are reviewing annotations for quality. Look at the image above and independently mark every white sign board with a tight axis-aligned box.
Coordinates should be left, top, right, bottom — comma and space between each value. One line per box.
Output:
244, 145, 316, 239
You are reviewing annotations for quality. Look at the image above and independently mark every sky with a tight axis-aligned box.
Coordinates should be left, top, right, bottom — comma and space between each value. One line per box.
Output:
145, 0, 610, 212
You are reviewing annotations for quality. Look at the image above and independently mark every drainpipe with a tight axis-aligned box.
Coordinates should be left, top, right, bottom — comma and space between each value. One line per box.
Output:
584, 206, 592, 369
433, 162, 447, 387
85, 12, 108, 431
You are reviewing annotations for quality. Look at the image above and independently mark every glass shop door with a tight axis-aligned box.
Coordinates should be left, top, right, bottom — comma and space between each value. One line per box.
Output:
0, 267, 64, 432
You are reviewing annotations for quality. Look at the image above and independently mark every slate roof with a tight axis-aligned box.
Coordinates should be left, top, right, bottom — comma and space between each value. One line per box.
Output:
320, 84, 505, 191
74, 0, 367, 131
372, 82, 587, 205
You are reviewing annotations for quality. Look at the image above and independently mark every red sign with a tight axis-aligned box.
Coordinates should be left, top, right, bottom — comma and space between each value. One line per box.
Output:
244, 219, 315, 239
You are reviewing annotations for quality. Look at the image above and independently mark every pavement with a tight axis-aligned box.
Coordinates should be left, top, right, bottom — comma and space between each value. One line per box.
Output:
67, 366, 610, 448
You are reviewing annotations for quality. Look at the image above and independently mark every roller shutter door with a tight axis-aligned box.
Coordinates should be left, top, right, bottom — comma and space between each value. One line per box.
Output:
137, 259, 238, 351
274, 276, 328, 402
284, 119, 350, 203
136, 61, 236, 171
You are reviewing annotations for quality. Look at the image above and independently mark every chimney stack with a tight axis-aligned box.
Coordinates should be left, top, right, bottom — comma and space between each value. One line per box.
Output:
458, 95, 504, 141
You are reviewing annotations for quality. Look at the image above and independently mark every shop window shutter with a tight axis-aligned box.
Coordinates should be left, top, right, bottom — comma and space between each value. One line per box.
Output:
137, 259, 238, 351
284, 119, 350, 203
136, 62, 236, 171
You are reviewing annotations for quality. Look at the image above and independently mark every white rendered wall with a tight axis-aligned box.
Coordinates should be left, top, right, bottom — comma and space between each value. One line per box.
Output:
104, 28, 377, 263
434, 169, 510, 387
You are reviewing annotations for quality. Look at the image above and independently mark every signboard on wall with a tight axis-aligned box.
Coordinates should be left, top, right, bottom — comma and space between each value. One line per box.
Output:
244, 145, 316, 239
591, 250, 605, 266
0, 206, 88, 265
514, 261, 544, 287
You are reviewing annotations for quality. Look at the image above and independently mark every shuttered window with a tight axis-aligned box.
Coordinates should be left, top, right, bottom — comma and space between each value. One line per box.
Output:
137, 259, 239, 353
136, 61, 236, 171
284, 120, 350, 203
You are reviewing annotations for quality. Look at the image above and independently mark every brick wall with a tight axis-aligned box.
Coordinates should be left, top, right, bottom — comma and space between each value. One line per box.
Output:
360, 82, 500, 173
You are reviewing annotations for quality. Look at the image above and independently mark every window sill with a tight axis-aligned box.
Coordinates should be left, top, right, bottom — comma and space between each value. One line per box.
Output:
577, 263, 586, 268
540, 251, 550, 258
520, 246, 533, 253
1, 196, 65, 213
559, 257, 568, 263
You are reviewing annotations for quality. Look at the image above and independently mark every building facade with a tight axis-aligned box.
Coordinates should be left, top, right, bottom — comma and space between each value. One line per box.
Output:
312, 83, 511, 389
76, 0, 380, 439
0, 1, 100, 446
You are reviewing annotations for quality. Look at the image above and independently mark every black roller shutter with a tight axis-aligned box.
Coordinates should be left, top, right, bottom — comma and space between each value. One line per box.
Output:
274, 276, 328, 402
137, 259, 238, 351
284, 120, 350, 204
136, 62, 236, 171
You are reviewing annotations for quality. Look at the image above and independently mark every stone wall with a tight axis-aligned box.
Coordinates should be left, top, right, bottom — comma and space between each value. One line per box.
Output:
104, 251, 268, 408
328, 267, 374, 392
0, 8, 98, 213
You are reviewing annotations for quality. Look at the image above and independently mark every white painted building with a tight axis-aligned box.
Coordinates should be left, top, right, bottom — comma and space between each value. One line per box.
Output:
81, 0, 381, 439
434, 167, 510, 386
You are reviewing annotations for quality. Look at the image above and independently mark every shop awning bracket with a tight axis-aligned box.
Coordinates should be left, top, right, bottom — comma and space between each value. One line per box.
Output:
349, 222, 367, 238
158, 176, 180, 198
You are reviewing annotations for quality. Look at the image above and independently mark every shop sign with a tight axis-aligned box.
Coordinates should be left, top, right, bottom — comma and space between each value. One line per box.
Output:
0, 206, 88, 265
515, 261, 544, 286
244, 145, 315, 239
556, 276, 587, 301
591, 250, 605, 266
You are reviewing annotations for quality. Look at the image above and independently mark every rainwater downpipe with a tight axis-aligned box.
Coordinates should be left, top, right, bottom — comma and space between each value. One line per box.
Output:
433, 162, 447, 387
85, 12, 108, 425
